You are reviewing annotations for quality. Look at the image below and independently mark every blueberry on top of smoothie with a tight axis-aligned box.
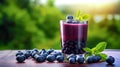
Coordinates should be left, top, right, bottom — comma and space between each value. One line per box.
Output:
66, 15, 73, 23
66, 15, 73, 20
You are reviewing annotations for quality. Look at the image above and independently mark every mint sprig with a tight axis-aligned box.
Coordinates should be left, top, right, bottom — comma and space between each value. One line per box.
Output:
83, 42, 107, 61
75, 10, 90, 21
92, 42, 107, 54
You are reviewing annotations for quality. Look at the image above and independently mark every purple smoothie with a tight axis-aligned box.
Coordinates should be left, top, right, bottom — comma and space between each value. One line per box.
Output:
60, 20, 88, 54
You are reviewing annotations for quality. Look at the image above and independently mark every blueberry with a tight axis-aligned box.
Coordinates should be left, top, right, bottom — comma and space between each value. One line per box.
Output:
51, 51, 59, 57
69, 57, 76, 64
106, 56, 115, 64
76, 56, 84, 64
50, 51, 60, 57
25, 50, 31, 54
31, 51, 38, 58
40, 53, 48, 58
66, 15, 73, 20
39, 49, 47, 55
93, 56, 101, 62
16, 51, 23, 56
46, 55, 56, 62
56, 55, 64, 62
67, 54, 76, 60
87, 56, 101, 63
50, 51, 56, 55
66, 15, 73, 23
86, 56, 94, 63
16, 55, 26, 63
34, 54, 45, 62
56, 52, 62, 56
32, 48, 39, 53
24, 52, 31, 59
47, 48, 54, 54
31, 49, 39, 57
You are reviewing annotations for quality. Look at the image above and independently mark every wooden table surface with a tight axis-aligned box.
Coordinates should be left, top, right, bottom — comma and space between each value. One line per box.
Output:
0, 49, 120, 67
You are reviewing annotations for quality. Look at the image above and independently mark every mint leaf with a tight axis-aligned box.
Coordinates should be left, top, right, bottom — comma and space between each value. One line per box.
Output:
92, 42, 107, 54
82, 14, 90, 20
83, 47, 92, 60
75, 10, 81, 20
95, 53, 107, 61
83, 47, 91, 53
76, 10, 81, 17
78, 16, 83, 21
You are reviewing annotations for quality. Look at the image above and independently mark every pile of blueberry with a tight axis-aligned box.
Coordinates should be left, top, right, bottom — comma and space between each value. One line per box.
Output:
16, 48, 115, 65
67, 54, 84, 64
16, 48, 64, 63
67, 54, 115, 64
62, 40, 86, 54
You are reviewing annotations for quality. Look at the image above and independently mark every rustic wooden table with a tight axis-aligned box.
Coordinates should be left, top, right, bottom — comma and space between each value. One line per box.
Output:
0, 49, 120, 67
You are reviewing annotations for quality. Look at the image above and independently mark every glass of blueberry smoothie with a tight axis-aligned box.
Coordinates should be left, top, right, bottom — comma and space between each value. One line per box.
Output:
60, 15, 88, 55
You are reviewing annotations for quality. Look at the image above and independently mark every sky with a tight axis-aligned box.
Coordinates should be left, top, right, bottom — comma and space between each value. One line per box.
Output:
41, 0, 119, 6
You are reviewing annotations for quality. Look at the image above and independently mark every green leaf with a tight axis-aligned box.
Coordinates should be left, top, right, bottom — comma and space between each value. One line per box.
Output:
78, 16, 83, 21
82, 14, 90, 20
83, 47, 92, 60
76, 10, 81, 17
95, 53, 107, 61
75, 10, 81, 21
92, 42, 107, 54
83, 47, 91, 53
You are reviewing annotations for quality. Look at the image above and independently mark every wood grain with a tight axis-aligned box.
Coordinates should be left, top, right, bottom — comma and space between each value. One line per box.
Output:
0, 50, 120, 67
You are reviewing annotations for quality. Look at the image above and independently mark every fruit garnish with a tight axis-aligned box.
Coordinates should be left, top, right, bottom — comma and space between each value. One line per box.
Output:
75, 10, 90, 21
66, 15, 73, 23
66, 15, 73, 20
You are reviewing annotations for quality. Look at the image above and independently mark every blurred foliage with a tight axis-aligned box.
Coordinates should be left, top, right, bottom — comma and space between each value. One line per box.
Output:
0, 0, 120, 50
87, 18, 120, 49
0, 0, 64, 49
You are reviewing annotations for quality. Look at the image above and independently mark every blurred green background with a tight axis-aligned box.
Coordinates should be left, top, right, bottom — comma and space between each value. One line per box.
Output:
0, 0, 120, 50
